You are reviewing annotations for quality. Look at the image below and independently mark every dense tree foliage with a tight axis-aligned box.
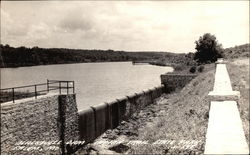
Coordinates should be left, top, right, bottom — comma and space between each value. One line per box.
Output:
151, 52, 197, 67
0, 44, 179, 68
194, 33, 223, 63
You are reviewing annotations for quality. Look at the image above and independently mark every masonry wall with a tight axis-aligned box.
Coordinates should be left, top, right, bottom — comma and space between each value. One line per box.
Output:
161, 73, 197, 93
0, 94, 79, 155
78, 85, 164, 144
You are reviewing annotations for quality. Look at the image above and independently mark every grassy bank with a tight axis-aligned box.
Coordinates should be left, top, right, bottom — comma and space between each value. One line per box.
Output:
227, 58, 249, 144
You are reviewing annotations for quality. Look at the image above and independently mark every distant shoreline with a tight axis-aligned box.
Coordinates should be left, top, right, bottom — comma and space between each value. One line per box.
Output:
0, 61, 132, 69
0, 44, 188, 68
0, 60, 175, 69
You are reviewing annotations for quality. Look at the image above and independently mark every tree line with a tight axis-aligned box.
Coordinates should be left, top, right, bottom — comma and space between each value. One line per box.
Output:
0, 44, 181, 68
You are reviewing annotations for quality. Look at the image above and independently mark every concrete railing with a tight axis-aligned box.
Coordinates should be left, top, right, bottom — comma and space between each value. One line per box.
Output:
78, 85, 164, 144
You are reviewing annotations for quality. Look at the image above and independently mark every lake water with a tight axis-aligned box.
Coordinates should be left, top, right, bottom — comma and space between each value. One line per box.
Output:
1, 62, 173, 111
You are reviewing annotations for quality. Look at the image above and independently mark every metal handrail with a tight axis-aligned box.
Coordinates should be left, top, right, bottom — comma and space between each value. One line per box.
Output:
0, 83, 48, 91
0, 79, 75, 103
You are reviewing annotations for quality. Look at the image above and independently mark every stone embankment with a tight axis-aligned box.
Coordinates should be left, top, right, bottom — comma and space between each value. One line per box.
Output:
1, 94, 79, 155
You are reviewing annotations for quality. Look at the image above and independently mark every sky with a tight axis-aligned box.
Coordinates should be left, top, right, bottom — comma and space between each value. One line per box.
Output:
0, 1, 249, 53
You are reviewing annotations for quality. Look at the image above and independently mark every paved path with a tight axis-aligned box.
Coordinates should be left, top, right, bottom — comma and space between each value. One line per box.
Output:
205, 62, 249, 154
204, 101, 249, 154
208, 63, 239, 97
213, 64, 232, 91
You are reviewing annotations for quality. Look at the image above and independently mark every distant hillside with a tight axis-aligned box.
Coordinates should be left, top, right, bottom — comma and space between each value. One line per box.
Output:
223, 43, 249, 59
151, 43, 250, 67
151, 52, 196, 67
0, 44, 182, 68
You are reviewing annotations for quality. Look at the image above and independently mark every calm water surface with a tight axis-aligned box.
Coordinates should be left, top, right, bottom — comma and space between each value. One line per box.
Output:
1, 62, 173, 111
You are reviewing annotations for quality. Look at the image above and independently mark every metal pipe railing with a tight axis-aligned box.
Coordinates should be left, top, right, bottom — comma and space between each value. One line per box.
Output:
0, 80, 75, 103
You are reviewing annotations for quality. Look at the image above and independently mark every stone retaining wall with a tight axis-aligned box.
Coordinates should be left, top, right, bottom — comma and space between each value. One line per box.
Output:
160, 73, 197, 93
0, 94, 79, 155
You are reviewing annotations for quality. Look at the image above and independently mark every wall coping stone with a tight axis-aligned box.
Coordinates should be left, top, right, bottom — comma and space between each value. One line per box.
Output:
161, 73, 198, 76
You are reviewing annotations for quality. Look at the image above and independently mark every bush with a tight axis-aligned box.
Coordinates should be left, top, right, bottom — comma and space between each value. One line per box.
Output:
189, 66, 196, 73
198, 65, 205, 72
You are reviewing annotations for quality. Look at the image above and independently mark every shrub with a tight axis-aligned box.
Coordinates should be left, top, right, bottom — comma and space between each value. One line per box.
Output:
198, 65, 205, 72
189, 66, 196, 73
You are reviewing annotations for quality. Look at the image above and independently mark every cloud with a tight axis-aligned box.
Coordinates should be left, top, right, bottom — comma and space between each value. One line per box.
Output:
0, 1, 249, 53
58, 8, 93, 32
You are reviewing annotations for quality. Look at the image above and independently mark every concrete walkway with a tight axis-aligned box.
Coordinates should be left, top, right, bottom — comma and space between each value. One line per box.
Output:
208, 63, 240, 98
205, 62, 249, 154
204, 101, 249, 154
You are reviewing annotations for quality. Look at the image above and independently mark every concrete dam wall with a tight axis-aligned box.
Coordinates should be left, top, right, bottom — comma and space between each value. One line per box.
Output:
78, 85, 164, 143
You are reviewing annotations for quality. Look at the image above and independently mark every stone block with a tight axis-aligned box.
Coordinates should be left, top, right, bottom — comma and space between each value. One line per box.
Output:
116, 97, 128, 121
161, 74, 197, 93
78, 108, 96, 143
91, 103, 109, 138
107, 101, 119, 129
151, 87, 159, 100
143, 90, 153, 105
126, 94, 137, 116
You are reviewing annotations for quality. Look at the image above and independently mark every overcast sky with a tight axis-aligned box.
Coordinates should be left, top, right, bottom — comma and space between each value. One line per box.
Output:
1, 1, 249, 53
